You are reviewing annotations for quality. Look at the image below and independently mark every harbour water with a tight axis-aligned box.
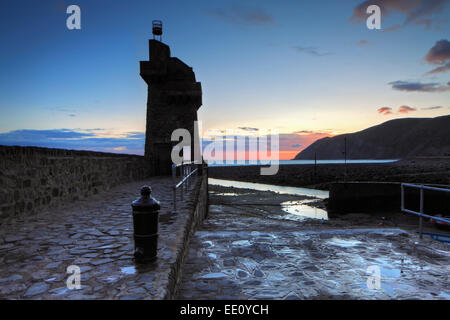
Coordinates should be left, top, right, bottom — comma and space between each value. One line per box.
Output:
208, 178, 329, 199
208, 178, 329, 221
207, 159, 398, 167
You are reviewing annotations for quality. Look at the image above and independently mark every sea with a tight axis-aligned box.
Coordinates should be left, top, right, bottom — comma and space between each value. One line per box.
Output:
207, 159, 399, 167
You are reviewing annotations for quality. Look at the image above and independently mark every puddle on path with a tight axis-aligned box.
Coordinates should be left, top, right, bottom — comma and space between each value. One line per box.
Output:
120, 266, 137, 275
212, 192, 240, 196
199, 272, 227, 280
281, 200, 328, 221
327, 237, 362, 248
232, 240, 252, 247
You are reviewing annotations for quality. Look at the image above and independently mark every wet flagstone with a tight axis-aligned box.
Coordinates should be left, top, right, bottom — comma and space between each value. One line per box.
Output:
0, 176, 199, 299
177, 184, 450, 300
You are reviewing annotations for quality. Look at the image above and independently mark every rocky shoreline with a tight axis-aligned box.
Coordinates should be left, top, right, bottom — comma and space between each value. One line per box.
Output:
208, 157, 450, 190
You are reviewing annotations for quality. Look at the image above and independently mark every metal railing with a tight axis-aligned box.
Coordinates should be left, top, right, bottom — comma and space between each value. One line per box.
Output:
172, 161, 199, 213
401, 183, 450, 238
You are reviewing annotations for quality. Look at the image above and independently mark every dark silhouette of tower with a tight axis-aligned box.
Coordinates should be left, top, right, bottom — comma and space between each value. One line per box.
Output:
140, 27, 202, 175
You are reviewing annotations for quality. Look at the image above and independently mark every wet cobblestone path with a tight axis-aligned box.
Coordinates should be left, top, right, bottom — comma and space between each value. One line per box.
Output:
177, 184, 450, 300
0, 177, 197, 299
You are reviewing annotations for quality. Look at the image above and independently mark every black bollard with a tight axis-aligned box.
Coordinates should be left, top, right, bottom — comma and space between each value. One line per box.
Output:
131, 186, 160, 263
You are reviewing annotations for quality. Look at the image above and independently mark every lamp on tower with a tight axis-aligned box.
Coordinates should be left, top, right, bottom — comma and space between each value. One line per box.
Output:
152, 20, 163, 41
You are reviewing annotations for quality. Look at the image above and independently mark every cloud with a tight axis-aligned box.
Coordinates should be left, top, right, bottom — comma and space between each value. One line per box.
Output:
295, 130, 313, 134
356, 40, 369, 46
51, 107, 76, 112
381, 25, 402, 32
294, 129, 335, 135
378, 107, 393, 115
51, 106, 78, 117
425, 39, 450, 65
203, 5, 274, 25
278, 132, 334, 159
425, 63, 450, 75
201, 130, 333, 160
280, 131, 333, 154
424, 39, 450, 75
378, 105, 418, 115
398, 105, 417, 113
350, 0, 449, 30
0, 129, 95, 140
0, 128, 333, 160
125, 132, 146, 139
389, 80, 450, 92
293, 46, 333, 57
238, 127, 259, 132
0, 129, 145, 155
414, 18, 432, 29
421, 106, 443, 110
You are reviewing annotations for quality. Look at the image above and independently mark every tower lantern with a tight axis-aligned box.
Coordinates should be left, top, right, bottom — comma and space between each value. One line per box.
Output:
152, 20, 162, 41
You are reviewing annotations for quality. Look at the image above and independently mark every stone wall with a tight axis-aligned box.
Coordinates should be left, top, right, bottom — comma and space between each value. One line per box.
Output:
0, 146, 152, 220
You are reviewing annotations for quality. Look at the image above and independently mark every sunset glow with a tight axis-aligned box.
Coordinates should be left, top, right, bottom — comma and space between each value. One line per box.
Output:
0, 0, 449, 158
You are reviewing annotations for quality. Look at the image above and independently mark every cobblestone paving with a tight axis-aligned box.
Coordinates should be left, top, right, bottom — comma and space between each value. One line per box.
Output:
0, 176, 198, 299
177, 185, 450, 300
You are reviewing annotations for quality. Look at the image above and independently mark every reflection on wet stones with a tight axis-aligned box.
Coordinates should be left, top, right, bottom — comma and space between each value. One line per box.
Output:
23, 282, 49, 297
0, 177, 202, 300
177, 183, 450, 300
237, 270, 248, 278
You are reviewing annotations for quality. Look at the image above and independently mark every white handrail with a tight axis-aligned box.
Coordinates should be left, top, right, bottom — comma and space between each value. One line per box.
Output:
172, 162, 199, 213
401, 183, 450, 193
401, 183, 450, 239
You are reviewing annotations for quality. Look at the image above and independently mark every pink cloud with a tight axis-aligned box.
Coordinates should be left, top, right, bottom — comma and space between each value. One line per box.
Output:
266, 131, 336, 159
425, 63, 450, 75
349, 0, 448, 30
378, 107, 393, 115
356, 40, 369, 46
377, 106, 418, 115
398, 105, 417, 113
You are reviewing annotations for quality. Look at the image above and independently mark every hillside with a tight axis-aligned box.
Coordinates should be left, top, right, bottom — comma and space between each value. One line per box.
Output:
294, 115, 450, 159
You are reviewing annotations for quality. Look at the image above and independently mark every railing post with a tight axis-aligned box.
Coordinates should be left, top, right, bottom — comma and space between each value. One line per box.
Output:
401, 184, 404, 211
401, 183, 450, 235
172, 164, 177, 214
180, 163, 184, 200
185, 163, 189, 190
419, 186, 424, 239
188, 163, 190, 188
188, 163, 191, 189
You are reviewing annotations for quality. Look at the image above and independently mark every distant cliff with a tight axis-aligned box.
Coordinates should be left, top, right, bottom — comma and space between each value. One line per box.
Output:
294, 115, 450, 160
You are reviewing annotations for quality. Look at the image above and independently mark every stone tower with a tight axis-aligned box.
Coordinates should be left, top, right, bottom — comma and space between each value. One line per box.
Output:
140, 40, 202, 175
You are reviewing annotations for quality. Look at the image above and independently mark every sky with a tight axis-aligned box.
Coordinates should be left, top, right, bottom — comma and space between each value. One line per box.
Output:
0, 0, 449, 159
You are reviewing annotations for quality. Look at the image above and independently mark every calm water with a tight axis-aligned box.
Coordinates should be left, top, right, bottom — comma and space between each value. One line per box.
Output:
208, 159, 398, 167
208, 178, 329, 199
281, 200, 328, 221
209, 178, 329, 221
